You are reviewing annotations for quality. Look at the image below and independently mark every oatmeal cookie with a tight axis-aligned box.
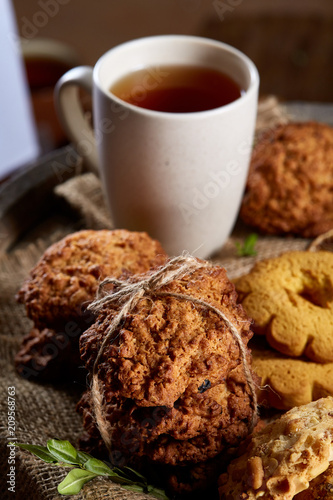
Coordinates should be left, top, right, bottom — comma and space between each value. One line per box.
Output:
218, 397, 333, 500
78, 263, 258, 466
240, 121, 333, 237
234, 251, 333, 363
15, 326, 84, 383
15, 229, 167, 382
17, 229, 167, 328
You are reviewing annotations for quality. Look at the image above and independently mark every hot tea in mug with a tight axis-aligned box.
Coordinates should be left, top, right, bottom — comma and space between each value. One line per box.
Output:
110, 65, 244, 113
55, 35, 259, 257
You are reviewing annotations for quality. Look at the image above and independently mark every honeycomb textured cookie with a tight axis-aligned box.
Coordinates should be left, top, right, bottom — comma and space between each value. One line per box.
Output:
218, 397, 333, 500
251, 347, 333, 410
240, 121, 333, 237
79, 264, 258, 466
234, 251, 333, 363
17, 229, 167, 327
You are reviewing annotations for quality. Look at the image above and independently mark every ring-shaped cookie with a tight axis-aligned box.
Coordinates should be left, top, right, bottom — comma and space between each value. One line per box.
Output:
235, 251, 333, 363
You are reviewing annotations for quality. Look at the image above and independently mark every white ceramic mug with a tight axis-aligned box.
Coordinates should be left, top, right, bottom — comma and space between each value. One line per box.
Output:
55, 35, 259, 258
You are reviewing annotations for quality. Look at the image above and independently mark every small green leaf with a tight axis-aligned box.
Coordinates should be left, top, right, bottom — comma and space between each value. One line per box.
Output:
57, 468, 97, 495
103, 474, 136, 486
122, 483, 170, 500
84, 457, 113, 476
47, 439, 80, 465
13, 443, 57, 463
122, 484, 145, 493
117, 465, 147, 482
13, 439, 171, 499
147, 486, 171, 500
108, 466, 145, 485
77, 450, 94, 465
235, 233, 258, 257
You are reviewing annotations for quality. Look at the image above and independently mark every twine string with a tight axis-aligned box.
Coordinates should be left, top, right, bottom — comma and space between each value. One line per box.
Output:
87, 253, 258, 455
89, 252, 209, 312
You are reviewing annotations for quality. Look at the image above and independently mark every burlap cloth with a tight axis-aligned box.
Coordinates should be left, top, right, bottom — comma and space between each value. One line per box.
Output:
0, 97, 312, 500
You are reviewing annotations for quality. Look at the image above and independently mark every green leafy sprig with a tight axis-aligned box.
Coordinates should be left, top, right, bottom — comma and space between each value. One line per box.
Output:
11, 439, 169, 499
235, 233, 258, 257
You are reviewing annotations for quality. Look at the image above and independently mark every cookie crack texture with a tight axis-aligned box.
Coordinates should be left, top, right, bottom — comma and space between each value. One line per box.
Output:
240, 121, 333, 238
79, 264, 257, 465
17, 229, 168, 328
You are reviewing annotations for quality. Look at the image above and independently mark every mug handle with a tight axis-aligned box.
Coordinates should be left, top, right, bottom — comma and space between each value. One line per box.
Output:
54, 66, 99, 175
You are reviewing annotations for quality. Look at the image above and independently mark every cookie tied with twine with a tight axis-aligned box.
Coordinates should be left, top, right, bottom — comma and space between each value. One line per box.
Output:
79, 253, 259, 467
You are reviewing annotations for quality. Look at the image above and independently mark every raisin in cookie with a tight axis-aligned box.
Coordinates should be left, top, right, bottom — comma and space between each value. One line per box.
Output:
78, 263, 258, 466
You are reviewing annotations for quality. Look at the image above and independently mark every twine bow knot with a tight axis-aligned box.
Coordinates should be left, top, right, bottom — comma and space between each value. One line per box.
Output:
88, 252, 209, 313
86, 252, 258, 456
